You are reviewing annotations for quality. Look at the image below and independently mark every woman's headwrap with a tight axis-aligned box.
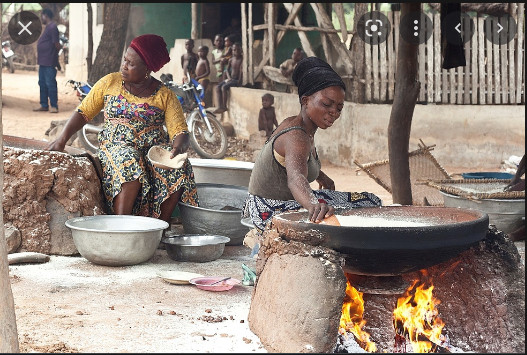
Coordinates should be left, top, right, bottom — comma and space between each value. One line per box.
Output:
129, 34, 171, 72
292, 56, 346, 101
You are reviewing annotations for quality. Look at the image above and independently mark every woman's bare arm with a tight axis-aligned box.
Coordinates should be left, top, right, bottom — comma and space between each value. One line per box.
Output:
46, 111, 88, 152
276, 130, 334, 222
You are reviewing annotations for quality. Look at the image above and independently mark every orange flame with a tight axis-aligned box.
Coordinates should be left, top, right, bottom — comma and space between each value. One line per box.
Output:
393, 279, 445, 353
339, 281, 377, 352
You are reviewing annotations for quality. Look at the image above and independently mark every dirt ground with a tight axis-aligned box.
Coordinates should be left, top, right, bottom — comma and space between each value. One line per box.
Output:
1, 69, 521, 353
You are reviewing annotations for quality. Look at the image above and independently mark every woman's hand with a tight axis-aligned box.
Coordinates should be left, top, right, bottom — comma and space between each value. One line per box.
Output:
46, 139, 67, 152
170, 132, 190, 158
316, 171, 335, 190
307, 201, 335, 223
45, 112, 87, 152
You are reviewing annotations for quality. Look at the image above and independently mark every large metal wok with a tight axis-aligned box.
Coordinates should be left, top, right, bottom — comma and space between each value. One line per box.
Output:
272, 206, 489, 276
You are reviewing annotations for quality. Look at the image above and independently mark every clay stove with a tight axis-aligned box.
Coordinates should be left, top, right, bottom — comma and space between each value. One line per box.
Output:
248, 208, 525, 353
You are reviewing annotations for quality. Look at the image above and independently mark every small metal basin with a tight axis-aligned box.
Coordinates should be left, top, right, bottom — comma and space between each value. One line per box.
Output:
162, 234, 230, 262
272, 206, 489, 276
65, 215, 168, 266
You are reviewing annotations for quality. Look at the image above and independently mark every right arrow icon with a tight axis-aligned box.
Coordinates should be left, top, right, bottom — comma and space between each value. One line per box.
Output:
497, 23, 503, 33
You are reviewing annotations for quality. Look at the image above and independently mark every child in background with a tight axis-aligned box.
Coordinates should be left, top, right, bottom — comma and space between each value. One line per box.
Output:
214, 42, 243, 114
258, 93, 278, 138
195, 45, 211, 94
219, 35, 234, 80
211, 34, 225, 80
181, 38, 198, 82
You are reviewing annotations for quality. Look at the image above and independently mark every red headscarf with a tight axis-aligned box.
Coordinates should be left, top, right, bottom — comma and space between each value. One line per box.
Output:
129, 34, 171, 72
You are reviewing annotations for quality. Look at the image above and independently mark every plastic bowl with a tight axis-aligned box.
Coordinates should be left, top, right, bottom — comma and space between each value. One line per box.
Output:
461, 172, 514, 180
189, 277, 241, 291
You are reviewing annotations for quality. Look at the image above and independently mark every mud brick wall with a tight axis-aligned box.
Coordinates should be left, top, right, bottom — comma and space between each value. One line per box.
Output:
3, 148, 105, 255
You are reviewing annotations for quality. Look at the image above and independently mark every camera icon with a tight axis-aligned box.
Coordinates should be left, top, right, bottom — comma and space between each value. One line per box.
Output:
357, 11, 391, 45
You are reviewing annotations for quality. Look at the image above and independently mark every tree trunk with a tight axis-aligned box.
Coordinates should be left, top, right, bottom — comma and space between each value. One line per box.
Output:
88, 3, 131, 84
86, 3, 93, 79
0, 17, 20, 353
191, 3, 198, 40
350, 3, 368, 103
387, 3, 421, 205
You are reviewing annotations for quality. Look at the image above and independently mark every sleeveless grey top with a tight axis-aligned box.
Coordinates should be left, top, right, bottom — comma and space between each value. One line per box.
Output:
248, 126, 321, 200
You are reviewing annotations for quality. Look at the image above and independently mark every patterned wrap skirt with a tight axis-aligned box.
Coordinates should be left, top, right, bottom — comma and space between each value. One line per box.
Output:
97, 101, 198, 218
242, 190, 382, 232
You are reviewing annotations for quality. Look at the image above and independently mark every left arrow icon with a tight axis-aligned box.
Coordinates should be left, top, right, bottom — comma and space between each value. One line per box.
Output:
455, 23, 461, 33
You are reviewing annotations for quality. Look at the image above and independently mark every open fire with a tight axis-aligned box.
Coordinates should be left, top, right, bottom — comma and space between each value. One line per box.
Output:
340, 274, 447, 353
339, 280, 377, 352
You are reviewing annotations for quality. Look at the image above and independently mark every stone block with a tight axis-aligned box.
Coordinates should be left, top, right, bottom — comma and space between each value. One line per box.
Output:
4, 224, 21, 254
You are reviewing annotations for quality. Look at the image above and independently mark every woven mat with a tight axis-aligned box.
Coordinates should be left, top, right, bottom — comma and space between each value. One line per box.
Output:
425, 178, 525, 200
354, 141, 451, 206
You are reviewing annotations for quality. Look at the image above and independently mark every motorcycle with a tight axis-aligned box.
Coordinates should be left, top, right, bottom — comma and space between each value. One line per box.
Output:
66, 79, 102, 153
2, 40, 15, 73
57, 24, 69, 70
67, 73, 229, 160
160, 72, 228, 159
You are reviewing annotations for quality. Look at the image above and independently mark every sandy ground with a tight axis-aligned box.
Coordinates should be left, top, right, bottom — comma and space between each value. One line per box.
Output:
2, 69, 522, 352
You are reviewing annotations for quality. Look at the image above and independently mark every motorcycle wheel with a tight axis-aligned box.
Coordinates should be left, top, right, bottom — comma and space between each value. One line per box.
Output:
188, 110, 228, 159
78, 124, 102, 154
7, 56, 14, 73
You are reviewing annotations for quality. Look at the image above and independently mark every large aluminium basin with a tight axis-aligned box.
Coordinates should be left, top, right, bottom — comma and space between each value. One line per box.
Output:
178, 183, 250, 245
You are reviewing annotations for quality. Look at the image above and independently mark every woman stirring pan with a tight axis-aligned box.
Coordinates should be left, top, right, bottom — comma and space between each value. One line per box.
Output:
47, 34, 198, 224
243, 57, 381, 233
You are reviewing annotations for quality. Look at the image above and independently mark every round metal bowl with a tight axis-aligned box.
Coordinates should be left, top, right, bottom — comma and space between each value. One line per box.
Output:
65, 215, 168, 266
272, 206, 489, 276
440, 191, 525, 234
162, 234, 230, 262
178, 183, 251, 245
188, 158, 254, 187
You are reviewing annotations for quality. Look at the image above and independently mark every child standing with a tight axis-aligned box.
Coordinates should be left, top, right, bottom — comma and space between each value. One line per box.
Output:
195, 45, 211, 93
211, 34, 225, 80
214, 42, 243, 114
181, 38, 198, 82
219, 35, 234, 80
258, 93, 278, 138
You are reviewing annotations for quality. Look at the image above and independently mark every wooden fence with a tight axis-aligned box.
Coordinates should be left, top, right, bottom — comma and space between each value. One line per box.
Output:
365, 5, 525, 104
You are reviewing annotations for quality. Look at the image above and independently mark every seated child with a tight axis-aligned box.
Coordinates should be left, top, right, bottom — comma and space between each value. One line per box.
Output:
219, 35, 234, 80
258, 93, 278, 138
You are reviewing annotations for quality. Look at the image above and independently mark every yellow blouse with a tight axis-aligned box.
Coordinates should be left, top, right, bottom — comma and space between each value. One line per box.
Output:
76, 72, 187, 140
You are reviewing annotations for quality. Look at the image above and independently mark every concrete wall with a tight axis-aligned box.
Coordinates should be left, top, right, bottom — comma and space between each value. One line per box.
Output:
223, 87, 525, 170
65, 3, 104, 81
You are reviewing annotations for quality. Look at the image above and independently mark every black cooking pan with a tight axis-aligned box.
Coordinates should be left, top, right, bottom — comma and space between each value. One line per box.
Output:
271, 206, 489, 276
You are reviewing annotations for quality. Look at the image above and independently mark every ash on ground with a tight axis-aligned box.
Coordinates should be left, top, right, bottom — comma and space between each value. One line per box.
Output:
333, 333, 367, 353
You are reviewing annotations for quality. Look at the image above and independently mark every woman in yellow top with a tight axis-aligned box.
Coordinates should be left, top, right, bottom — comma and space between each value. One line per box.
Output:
47, 34, 198, 224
